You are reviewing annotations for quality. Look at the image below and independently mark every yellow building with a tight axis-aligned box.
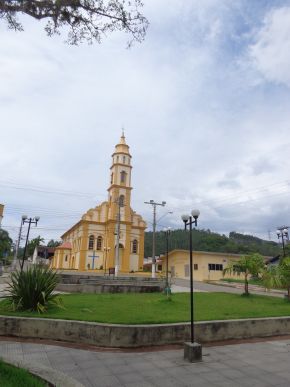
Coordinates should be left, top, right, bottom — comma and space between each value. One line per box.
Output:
51, 134, 146, 273
163, 249, 252, 281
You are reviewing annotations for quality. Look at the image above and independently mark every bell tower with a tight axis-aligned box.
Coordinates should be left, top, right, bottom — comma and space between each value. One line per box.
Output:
108, 132, 132, 222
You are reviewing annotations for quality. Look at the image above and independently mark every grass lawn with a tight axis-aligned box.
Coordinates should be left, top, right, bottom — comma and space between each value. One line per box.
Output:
0, 292, 290, 324
0, 359, 46, 387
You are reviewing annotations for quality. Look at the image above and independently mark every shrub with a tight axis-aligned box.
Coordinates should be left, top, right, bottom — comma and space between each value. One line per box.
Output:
7, 266, 62, 313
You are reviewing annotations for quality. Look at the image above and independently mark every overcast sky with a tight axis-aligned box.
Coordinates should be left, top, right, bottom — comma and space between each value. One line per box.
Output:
1, 0, 290, 246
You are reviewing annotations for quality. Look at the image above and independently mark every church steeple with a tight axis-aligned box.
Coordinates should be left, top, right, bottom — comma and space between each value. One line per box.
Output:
113, 131, 131, 158
108, 133, 133, 221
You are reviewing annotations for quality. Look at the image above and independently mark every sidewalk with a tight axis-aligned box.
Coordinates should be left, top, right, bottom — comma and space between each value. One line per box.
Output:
1, 338, 290, 386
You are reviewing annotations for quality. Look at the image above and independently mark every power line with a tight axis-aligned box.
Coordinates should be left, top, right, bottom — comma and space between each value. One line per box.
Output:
0, 180, 106, 199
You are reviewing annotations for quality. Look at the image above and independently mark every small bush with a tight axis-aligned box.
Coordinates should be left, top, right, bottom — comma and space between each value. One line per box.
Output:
7, 266, 62, 313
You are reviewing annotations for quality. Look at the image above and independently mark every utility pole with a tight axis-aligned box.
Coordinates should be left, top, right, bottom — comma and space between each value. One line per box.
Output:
12, 215, 27, 270
144, 200, 166, 278
0, 204, 4, 228
20, 216, 40, 272
114, 197, 124, 277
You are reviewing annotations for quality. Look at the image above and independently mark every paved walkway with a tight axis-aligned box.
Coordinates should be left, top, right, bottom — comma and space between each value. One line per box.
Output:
173, 278, 285, 298
1, 338, 290, 386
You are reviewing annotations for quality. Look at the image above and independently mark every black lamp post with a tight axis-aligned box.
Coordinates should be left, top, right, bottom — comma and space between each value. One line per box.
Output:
181, 209, 202, 362
276, 227, 289, 258
20, 216, 39, 272
163, 227, 171, 296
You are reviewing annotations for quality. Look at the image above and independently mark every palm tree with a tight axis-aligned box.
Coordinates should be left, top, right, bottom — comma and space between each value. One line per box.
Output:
263, 257, 290, 300
223, 253, 265, 296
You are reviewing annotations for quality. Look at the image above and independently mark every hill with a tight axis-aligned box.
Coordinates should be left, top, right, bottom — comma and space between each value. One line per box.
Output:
144, 229, 280, 258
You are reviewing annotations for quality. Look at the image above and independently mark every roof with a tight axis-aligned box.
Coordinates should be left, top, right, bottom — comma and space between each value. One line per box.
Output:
37, 246, 56, 253
56, 242, 72, 250
113, 133, 131, 156
165, 249, 271, 259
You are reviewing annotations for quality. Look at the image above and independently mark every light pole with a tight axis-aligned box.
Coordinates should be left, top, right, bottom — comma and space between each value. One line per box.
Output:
181, 209, 202, 362
144, 200, 166, 278
277, 227, 289, 258
163, 227, 171, 296
20, 216, 40, 272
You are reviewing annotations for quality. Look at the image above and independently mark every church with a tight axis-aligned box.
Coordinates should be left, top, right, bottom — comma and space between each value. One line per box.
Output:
51, 133, 147, 273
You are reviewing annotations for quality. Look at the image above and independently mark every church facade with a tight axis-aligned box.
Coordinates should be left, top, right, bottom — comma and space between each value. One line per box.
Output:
51, 134, 146, 273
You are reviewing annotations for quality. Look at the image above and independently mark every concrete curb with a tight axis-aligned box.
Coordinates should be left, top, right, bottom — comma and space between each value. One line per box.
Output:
1, 315, 290, 348
0, 355, 84, 387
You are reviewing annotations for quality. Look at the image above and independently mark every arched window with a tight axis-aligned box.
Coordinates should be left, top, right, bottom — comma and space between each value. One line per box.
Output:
117, 156, 119, 163
97, 236, 103, 251
111, 173, 113, 184
123, 156, 126, 164
88, 235, 94, 250
132, 239, 138, 254
120, 171, 126, 184
119, 195, 125, 207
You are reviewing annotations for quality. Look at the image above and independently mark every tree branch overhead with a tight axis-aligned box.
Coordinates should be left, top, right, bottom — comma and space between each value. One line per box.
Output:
0, 0, 148, 45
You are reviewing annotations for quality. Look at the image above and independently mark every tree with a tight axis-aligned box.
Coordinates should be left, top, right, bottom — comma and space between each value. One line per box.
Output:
263, 257, 290, 300
27, 235, 45, 257
223, 253, 265, 296
0, 0, 148, 45
47, 239, 61, 247
0, 229, 12, 260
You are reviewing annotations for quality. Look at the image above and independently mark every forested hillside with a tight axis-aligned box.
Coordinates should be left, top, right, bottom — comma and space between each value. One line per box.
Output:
144, 229, 281, 258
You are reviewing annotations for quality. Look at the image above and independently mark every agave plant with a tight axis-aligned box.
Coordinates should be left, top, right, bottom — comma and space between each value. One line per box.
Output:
7, 265, 62, 313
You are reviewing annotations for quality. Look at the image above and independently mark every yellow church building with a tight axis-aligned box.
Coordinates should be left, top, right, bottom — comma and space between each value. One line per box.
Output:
51, 134, 147, 274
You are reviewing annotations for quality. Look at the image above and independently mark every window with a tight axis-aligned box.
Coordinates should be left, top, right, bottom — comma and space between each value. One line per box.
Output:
88, 235, 94, 250
184, 264, 189, 277
97, 236, 102, 251
120, 171, 126, 183
132, 239, 138, 254
119, 195, 125, 207
111, 173, 113, 184
123, 156, 126, 164
117, 156, 119, 163
65, 255, 68, 262
194, 264, 198, 270
208, 263, 223, 271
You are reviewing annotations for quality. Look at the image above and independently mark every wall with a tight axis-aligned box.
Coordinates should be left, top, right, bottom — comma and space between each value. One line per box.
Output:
167, 250, 245, 281
1, 316, 290, 348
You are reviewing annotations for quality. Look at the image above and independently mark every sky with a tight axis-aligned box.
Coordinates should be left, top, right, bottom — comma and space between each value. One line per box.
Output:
1, 0, 290, 246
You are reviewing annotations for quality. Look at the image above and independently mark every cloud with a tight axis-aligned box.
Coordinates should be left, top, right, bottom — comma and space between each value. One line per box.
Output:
1, 1, 290, 245
249, 6, 290, 87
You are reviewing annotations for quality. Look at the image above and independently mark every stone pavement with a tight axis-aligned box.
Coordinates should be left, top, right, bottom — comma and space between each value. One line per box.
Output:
174, 278, 285, 298
1, 338, 290, 386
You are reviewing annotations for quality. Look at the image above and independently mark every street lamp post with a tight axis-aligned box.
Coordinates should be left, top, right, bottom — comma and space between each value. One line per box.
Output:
277, 227, 289, 258
163, 227, 171, 296
20, 216, 40, 272
181, 209, 202, 362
